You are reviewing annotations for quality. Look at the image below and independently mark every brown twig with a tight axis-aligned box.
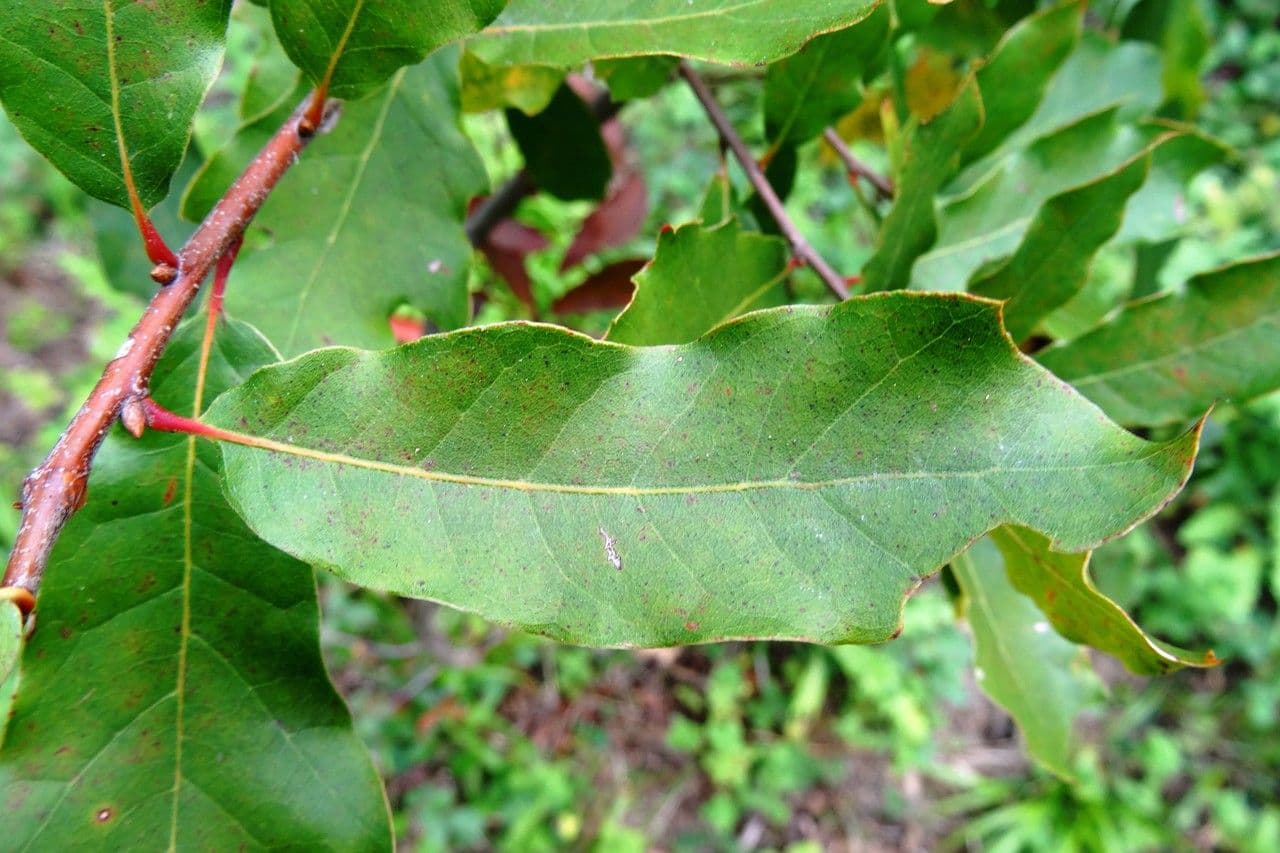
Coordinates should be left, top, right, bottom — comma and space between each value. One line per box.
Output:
1, 96, 330, 615
822, 127, 894, 201
678, 61, 849, 300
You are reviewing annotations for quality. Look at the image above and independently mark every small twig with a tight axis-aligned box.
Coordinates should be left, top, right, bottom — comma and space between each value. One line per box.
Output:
822, 127, 894, 201
678, 60, 849, 300
1, 96, 330, 614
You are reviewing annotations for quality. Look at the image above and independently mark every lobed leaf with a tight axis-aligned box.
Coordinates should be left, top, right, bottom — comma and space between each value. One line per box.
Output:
270, 0, 503, 101
0, 0, 232, 210
1037, 253, 1280, 427
207, 293, 1199, 648
469, 0, 880, 68
224, 50, 487, 356
0, 318, 390, 851
608, 218, 788, 346
987, 526, 1217, 675
952, 539, 1091, 780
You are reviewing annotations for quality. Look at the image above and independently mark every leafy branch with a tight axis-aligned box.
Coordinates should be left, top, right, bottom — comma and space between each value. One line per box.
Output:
0, 97, 331, 615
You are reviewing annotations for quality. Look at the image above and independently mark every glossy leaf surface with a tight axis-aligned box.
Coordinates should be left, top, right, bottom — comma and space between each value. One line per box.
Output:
208, 294, 1199, 647
0, 0, 232, 209
469, 0, 880, 67
988, 526, 1217, 675
270, 0, 503, 100
1038, 253, 1280, 426
608, 219, 788, 346
953, 539, 1090, 779
0, 319, 390, 851
226, 51, 487, 356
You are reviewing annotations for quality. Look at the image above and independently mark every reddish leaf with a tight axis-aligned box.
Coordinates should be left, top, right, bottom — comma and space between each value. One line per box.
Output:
389, 313, 428, 343
551, 259, 647, 313
468, 196, 549, 309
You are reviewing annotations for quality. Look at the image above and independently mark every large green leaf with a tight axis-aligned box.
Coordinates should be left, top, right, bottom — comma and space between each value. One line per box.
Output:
952, 539, 1092, 780
987, 526, 1217, 675
0, 600, 19, 689
270, 0, 503, 100
469, 0, 880, 67
861, 80, 983, 292
0, 0, 232, 209
0, 318, 390, 850
1037, 253, 1280, 427
607, 218, 788, 346
225, 51, 486, 357
206, 294, 1199, 647
762, 5, 890, 147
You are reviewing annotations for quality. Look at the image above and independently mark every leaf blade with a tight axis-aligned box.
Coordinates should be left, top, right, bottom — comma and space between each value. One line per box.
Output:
207, 293, 1199, 647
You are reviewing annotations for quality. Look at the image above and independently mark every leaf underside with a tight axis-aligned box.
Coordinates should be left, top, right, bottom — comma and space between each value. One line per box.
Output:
207, 294, 1199, 648
469, 0, 881, 67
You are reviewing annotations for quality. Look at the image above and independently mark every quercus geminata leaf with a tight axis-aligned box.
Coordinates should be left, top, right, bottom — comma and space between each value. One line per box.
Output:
223, 50, 487, 356
951, 538, 1093, 780
469, 0, 881, 68
762, 4, 890, 148
910, 111, 1222, 292
0, 0, 232, 210
269, 0, 504, 101
987, 526, 1217, 675
607, 218, 788, 346
1038, 253, 1280, 427
204, 293, 1200, 648
0, 318, 390, 850
861, 79, 983, 292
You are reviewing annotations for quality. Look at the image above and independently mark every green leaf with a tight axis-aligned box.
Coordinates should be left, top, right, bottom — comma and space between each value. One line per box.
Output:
469, 0, 881, 67
507, 84, 611, 201
910, 111, 1220, 292
1121, 0, 1209, 118
0, 599, 19, 689
952, 538, 1091, 780
607, 218, 788, 346
0, 318, 391, 850
206, 294, 1200, 647
968, 138, 1156, 341
1037, 253, 1280, 426
270, 0, 503, 101
0, 0, 232, 209
988, 526, 1218, 675
225, 51, 487, 356
861, 79, 983, 292
762, 5, 890, 147
960, 0, 1082, 164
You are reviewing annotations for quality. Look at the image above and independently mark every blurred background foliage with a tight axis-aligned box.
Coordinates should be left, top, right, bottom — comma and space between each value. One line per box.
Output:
1, 0, 1278, 849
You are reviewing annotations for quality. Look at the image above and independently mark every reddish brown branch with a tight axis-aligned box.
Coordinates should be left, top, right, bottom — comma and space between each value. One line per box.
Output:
677, 61, 849, 300
1, 96, 330, 615
822, 127, 894, 201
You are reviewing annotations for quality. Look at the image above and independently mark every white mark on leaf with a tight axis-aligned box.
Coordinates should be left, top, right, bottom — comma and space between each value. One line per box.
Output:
599, 527, 622, 571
